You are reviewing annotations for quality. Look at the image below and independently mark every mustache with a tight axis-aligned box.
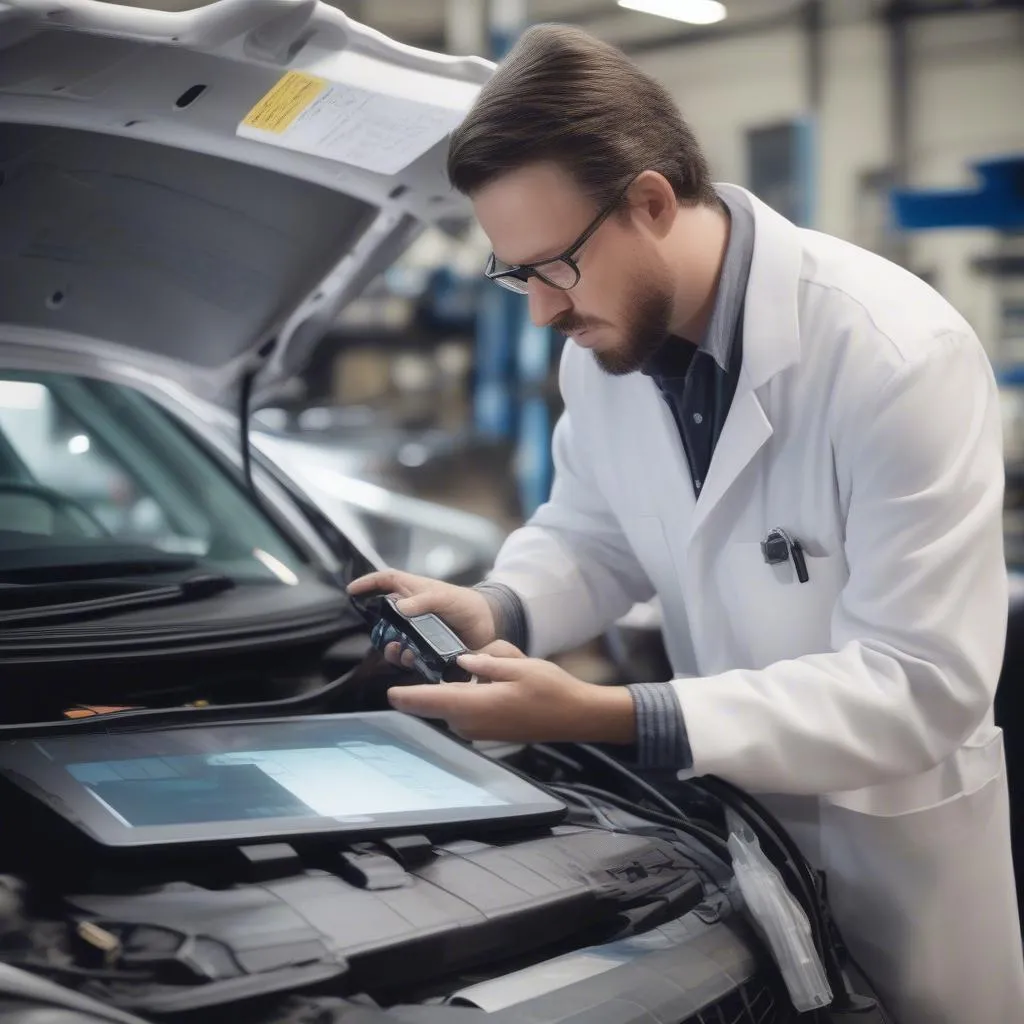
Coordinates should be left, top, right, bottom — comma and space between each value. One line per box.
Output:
551, 316, 599, 337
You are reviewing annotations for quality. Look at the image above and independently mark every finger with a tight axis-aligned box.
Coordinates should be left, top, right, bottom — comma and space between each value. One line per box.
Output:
347, 570, 417, 596
387, 682, 483, 718
393, 591, 446, 617
399, 646, 417, 669
456, 652, 531, 680
384, 642, 404, 665
476, 639, 527, 659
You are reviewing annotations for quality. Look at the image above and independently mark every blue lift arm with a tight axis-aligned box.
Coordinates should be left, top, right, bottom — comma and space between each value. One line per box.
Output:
891, 155, 1024, 231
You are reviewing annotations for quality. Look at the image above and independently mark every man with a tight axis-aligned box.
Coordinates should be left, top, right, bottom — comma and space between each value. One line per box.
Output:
350, 25, 1024, 1024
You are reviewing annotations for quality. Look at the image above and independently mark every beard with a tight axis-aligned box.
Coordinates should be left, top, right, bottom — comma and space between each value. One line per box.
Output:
553, 268, 673, 377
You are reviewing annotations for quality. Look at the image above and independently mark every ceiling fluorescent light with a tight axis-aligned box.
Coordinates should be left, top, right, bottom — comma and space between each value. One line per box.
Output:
618, 0, 727, 25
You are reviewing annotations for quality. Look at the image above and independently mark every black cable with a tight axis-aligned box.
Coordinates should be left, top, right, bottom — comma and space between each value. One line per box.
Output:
563, 742, 702, 824
690, 776, 856, 1010
545, 784, 728, 893
702, 778, 830, 946
527, 743, 730, 858
562, 782, 732, 864
543, 743, 868, 1014
698, 777, 829, 929
549, 785, 656, 840
527, 742, 585, 776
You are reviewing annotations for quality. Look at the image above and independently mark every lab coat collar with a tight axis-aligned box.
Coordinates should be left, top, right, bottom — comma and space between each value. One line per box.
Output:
729, 184, 804, 391
687, 186, 804, 540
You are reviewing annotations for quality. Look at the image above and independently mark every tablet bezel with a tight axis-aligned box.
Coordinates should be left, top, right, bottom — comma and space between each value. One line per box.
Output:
0, 712, 566, 849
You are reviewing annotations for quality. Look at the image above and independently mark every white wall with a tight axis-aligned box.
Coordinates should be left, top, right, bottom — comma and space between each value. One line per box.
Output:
638, 25, 806, 187
635, 4, 1024, 356
817, 15, 890, 242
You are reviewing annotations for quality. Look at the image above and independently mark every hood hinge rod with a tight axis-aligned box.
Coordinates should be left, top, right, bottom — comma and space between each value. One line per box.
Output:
239, 337, 279, 495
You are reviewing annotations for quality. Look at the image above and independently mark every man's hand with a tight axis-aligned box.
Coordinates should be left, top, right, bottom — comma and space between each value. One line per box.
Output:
386, 641, 637, 745
347, 569, 498, 656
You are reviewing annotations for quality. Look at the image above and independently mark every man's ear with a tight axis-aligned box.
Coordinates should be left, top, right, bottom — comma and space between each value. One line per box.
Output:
626, 170, 677, 240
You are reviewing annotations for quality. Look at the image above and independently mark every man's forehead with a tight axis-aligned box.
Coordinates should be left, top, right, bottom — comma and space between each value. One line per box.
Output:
472, 163, 593, 265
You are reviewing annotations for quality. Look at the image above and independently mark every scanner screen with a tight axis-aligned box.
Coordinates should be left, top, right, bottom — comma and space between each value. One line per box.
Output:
410, 613, 465, 657
0, 714, 565, 848
56, 728, 503, 828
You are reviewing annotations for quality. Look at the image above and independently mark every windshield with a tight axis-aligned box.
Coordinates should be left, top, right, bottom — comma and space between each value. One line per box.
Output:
0, 372, 313, 585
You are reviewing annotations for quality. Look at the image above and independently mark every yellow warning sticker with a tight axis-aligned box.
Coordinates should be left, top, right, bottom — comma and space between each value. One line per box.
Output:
241, 71, 327, 135
237, 62, 470, 174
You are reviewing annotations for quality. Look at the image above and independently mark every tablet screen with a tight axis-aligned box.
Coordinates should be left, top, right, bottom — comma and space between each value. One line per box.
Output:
0, 713, 565, 848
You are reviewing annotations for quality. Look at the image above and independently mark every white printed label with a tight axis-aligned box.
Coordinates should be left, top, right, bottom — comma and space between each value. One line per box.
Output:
237, 68, 465, 175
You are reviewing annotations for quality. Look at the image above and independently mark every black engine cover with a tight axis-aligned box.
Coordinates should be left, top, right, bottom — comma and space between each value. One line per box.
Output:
54, 826, 703, 1013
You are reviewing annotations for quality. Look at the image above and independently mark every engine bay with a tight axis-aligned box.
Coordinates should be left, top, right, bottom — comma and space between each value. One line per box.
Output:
0, 732, 781, 1024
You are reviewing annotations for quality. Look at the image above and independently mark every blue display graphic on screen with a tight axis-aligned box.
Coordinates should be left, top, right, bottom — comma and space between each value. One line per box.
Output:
64, 733, 503, 828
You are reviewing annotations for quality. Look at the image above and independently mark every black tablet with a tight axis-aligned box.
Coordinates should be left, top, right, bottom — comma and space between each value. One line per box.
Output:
0, 713, 565, 849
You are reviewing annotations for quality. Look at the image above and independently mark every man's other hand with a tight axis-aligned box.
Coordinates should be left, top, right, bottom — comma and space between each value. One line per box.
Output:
347, 569, 498, 656
386, 640, 636, 745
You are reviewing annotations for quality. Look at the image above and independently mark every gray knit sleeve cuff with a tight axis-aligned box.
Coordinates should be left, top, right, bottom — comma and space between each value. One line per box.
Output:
473, 581, 530, 652
626, 682, 694, 770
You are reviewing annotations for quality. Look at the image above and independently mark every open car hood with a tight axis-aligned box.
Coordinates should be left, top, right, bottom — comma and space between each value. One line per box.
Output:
0, 0, 491, 401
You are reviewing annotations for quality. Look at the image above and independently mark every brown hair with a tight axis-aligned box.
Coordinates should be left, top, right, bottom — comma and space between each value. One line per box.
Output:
447, 24, 717, 209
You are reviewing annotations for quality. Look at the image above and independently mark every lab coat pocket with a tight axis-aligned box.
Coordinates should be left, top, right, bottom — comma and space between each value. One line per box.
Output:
714, 541, 848, 667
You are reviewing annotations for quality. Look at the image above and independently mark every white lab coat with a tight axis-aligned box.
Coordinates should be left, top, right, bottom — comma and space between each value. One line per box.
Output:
488, 186, 1024, 1023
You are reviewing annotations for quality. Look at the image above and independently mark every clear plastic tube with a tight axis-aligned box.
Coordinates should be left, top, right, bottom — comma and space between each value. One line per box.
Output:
726, 809, 833, 1013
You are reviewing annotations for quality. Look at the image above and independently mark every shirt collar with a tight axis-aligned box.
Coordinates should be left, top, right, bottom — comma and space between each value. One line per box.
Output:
643, 184, 755, 377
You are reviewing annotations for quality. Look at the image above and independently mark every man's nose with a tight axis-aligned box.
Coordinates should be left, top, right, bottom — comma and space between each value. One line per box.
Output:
526, 277, 573, 328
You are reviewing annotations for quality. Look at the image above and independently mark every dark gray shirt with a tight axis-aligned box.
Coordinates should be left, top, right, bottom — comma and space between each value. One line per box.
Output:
477, 185, 756, 771
643, 186, 753, 497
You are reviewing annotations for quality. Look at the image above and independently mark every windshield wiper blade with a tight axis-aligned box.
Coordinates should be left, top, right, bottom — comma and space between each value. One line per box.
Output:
0, 574, 235, 626
0, 540, 199, 584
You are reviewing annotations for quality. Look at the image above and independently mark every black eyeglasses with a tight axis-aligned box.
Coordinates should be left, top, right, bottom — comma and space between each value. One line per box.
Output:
484, 184, 631, 295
